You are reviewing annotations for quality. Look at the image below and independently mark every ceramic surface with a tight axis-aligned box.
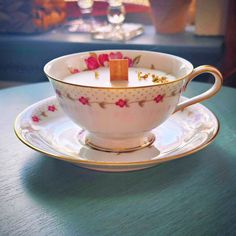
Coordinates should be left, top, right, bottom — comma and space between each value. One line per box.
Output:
44, 50, 222, 152
15, 96, 220, 172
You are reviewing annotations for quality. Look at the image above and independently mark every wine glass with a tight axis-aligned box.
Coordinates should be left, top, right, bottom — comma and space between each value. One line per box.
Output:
106, 0, 126, 40
68, 0, 96, 33
92, 0, 143, 41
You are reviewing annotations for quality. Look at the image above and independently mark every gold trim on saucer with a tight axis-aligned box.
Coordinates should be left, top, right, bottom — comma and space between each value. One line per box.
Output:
14, 106, 220, 167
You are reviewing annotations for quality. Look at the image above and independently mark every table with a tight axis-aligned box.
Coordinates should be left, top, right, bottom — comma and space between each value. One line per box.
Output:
0, 81, 236, 235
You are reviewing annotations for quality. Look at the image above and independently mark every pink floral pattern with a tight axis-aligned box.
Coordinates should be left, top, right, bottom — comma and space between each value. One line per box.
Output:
68, 51, 142, 74
124, 56, 133, 67
109, 52, 123, 60
85, 56, 100, 70
154, 94, 165, 103
115, 99, 128, 108
98, 54, 109, 66
68, 68, 80, 74
48, 105, 56, 112
32, 104, 57, 123
78, 96, 89, 105
53, 88, 181, 109
32, 116, 40, 122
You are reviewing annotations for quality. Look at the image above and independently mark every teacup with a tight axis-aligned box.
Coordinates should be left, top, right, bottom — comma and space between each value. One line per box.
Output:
44, 50, 222, 152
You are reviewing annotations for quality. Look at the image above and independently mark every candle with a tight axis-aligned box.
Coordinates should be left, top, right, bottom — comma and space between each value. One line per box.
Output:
64, 67, 175, 88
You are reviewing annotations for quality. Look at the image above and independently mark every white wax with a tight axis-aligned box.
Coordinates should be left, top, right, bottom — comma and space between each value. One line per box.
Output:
64, 67, 176, 87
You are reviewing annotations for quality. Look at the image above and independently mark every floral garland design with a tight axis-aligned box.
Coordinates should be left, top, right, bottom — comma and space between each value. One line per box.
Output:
76, 93, 165, 108
31, 105, 57, 123
32, 87, 183, 123
55, 87, 183, 109
68, 51, 141, 74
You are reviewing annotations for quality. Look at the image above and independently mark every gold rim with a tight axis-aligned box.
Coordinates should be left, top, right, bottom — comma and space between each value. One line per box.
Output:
173, 65, 223, 112
14, 105, 220, 167
44, 50, 194, 90
85, 134, 155, 153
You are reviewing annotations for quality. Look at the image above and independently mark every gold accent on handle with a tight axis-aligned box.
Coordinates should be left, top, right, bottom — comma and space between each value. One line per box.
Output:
175, 65, 223, 113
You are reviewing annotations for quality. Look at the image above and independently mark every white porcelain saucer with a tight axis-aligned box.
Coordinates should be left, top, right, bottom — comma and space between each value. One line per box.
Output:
14, 96, 219, 172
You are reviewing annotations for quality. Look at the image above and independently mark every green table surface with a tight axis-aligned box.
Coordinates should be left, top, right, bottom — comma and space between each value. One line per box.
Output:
0, 81, 236, 235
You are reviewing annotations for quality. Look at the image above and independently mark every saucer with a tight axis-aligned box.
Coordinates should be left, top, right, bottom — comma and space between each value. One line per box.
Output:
14, 96, 219, 172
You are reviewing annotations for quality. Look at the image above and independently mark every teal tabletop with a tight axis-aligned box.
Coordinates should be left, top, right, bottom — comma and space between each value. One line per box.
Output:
0, 81, 236, 235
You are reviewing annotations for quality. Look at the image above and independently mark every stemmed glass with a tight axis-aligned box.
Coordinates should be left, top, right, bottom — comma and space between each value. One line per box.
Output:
92, 0, 144, 41
68, 0, 101, 33
107, 0, 126, 39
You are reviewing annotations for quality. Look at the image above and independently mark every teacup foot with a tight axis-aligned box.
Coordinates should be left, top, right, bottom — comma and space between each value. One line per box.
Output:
85, 132, 155, 153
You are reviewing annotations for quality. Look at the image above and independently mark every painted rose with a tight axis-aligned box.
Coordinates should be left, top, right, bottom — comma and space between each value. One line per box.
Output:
98, 53, 109, 66
32, 115, 40, 122
48, 105, 56, 112
85, 56, 100, 70
154, 94, 165, 103
78, 96, 89, 105
115, 99, 128, 108
69, 68, 80, 74
109, 52, 123, 60
124, 56, 133, 67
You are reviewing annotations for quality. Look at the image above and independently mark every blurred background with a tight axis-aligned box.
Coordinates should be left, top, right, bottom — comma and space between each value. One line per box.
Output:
0, 0, 235, 88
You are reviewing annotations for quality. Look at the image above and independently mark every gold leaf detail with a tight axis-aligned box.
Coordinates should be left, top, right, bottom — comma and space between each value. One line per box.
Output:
138, 71, 142, 80
152, 75, 168, 84
137, 71, 149, 81
95, 71, 99, 79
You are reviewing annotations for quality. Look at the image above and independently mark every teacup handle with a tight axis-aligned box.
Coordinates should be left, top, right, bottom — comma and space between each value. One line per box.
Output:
174, 65, 223, 112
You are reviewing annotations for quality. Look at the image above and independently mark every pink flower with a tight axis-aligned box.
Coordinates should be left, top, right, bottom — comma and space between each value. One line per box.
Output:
78, 96, 89, 105
154, 94, 165, 103
69, 68, 80, 74
48, 105, 56, 112
32, 115, 40, 122
115, 99, 127, 108
98, 53, 109, 66
109, 52, 123, 60
85, 56, 100, 70
124, 56, 133, 67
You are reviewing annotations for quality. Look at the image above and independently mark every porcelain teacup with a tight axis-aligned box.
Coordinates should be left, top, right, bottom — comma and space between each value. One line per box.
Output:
44, 50, 222, 152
